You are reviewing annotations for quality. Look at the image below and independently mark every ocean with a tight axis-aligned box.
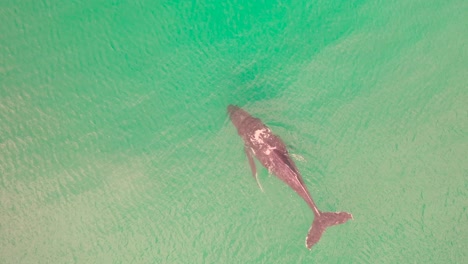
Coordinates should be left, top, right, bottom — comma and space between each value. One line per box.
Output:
0, 0, 466, 263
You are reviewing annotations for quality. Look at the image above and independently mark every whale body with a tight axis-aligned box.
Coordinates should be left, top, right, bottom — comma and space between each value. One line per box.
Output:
227, 105, 352, 249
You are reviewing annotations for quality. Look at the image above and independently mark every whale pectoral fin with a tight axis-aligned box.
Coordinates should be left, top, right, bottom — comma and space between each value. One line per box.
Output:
244, 146, 264, 192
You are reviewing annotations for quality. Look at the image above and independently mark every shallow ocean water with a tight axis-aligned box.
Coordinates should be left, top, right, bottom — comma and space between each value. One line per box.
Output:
0, 0, 466, 263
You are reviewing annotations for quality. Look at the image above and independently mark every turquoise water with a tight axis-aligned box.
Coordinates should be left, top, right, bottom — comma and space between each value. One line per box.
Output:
1, 0, 466, 263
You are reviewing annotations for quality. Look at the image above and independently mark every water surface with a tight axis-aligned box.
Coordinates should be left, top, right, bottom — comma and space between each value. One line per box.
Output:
0, 0, 466, 263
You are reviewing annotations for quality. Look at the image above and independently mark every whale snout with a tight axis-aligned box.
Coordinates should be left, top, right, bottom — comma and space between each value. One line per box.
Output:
227, 105, 250, 128
227, 105, 240, 114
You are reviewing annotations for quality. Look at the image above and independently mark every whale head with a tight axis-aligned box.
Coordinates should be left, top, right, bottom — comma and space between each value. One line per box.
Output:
227, 105, 251, 129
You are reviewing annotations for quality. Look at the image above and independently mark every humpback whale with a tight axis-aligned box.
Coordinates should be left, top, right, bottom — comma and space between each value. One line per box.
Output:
227, 105, 352, 250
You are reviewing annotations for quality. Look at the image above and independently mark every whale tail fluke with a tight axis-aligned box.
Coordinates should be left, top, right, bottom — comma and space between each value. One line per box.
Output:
305, 211, 353, 250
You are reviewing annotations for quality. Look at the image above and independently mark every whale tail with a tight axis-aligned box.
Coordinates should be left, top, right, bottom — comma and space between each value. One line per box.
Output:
305, 211, 353, 250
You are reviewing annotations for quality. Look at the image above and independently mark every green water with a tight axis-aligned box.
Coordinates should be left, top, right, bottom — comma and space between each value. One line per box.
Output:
1, 0, 466, 263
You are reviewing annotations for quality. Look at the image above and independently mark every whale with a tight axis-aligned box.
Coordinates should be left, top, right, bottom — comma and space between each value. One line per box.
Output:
227, 105, 352, 250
